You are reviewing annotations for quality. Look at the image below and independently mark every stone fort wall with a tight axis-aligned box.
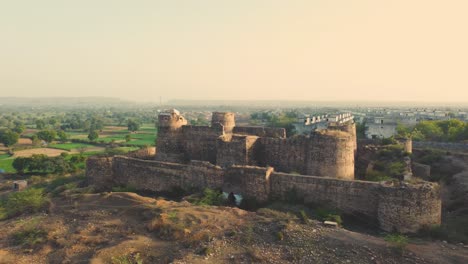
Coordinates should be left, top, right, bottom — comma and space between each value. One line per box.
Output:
87, 155, 441, 233
155, 111, 357, 180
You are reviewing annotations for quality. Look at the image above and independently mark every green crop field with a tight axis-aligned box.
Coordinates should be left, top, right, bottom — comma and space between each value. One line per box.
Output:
49, 143, 97, 151
0, 154, 15, 173
125, 133, 156, 146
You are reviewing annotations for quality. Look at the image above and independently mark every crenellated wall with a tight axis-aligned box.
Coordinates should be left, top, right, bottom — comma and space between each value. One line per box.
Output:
87, 156, 441, 233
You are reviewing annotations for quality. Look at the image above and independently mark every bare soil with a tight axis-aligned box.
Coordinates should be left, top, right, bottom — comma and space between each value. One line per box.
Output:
17, 138, 33, 146
0, 192, 467, 264
13, 148, 69, 158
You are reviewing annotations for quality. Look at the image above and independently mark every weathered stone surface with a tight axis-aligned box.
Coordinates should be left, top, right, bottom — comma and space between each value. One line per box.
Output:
87, 155, 441, 233
412, 162, 431, 179
85, 110, 441, 233
155, 111, 356, 180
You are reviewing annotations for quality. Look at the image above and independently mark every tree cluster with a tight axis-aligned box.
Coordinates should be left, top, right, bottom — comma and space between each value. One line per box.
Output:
12, 154, 86, 174
398, 119, 468, 142
0, 129, 19, 147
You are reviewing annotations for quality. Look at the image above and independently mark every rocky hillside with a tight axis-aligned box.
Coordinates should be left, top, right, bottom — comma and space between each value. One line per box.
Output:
1, 189, 467, 264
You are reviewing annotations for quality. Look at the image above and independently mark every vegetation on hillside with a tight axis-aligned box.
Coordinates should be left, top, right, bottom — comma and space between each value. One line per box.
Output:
397, 119, 468, 142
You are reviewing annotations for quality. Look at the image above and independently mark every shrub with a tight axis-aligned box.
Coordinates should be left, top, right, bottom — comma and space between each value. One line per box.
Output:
112, 185, 137, 193
0, 188, 49, 219
366, 170, 392, 182
314, 207, 343, 226
276, 231, 284, 241
381, 137, 397, 145
11, 218, 48, 247
384, 233, 409, 254
299, 210, 309, 224
111, 252, 143, 264
195, 188, 225, 206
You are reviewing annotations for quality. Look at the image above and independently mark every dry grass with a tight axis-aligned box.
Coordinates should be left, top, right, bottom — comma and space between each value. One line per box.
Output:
13, 148, 68, 158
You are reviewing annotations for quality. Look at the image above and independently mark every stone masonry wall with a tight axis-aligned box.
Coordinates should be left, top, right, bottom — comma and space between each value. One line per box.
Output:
86, 156, 441, 233
182, 126, 222, 164
110, 156, 224, 192
377, 183, 441, 233
306, 130, 355, 180
270, 173, 379, 218
86, 156, 114, 191
233, 126, 286, 138
258, 136, 309, 174
216, 136, 249, 168
224, 166, 273, 203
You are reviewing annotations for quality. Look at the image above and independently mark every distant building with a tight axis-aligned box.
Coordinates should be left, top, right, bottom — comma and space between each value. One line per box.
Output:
293, 112, 354, 135
365, 117, 397, 139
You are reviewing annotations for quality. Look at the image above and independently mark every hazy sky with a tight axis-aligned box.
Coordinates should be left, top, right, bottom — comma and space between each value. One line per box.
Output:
0, 0, 467, 102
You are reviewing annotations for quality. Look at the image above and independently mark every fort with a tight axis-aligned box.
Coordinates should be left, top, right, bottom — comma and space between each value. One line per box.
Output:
87, 110, 441, 233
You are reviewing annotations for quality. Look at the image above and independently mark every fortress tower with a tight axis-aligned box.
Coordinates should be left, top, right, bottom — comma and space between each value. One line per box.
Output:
307, 130, 355, 180
155, 109, 188, 162
211, 112, 236, 134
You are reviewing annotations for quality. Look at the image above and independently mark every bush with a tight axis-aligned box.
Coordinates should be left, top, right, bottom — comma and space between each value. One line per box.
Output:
384, 233, 409, 254
194, 188, 225, 206
112, 185, 137, 193
365, 170, 393, 182
11, 218, 48, 247
0, 188, 49, 220
314, 207, 343, 226
299, 210, 309, 224
276, 231, 284, 241
111, 252, 143, 264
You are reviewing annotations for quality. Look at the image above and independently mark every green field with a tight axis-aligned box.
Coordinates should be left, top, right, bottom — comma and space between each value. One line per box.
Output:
49, 143, 97, 151
64, 124, 157, 146
0, 154, 15, 173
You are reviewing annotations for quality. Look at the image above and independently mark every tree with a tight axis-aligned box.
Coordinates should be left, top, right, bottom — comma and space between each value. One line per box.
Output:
0, 129, 19, 147
88, 130, 99, 142
57, 130, 68, 143
125, 134, 131, 142
12, 157, 29, 174
127, 119, 141, 132
414, 121, 444, 141
36, 129, 57, 143
35, 119, 46, 129
396, 123, 411, 138
12, 121, 25, 134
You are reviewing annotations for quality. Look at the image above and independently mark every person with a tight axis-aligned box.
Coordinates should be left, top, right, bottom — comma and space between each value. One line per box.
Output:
227, 192, 236, 206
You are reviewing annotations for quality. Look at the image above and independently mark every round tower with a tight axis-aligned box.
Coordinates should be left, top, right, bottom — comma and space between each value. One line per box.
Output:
158, 109, 187, 131
306, 130, 355, 180
211, 112, 236, 134
397, 137, 412, 154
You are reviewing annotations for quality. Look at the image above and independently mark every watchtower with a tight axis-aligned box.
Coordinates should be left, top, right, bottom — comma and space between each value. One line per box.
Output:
211, 112, 236, 134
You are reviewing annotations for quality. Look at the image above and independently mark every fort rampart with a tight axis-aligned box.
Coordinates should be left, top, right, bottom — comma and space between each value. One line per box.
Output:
87, 155, 441, 233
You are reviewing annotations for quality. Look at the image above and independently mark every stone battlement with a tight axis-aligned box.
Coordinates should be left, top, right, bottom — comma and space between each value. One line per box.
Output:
156, 110, 356, 180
